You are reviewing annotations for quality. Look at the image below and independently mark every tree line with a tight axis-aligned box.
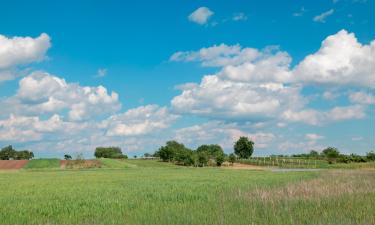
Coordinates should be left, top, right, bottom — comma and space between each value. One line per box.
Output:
274, 147, 375, 164
0, 145, 34, 160
153, 136, 254, 167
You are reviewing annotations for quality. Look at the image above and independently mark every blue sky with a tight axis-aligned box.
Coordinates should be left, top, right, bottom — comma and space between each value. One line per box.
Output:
0, 0, 374, 158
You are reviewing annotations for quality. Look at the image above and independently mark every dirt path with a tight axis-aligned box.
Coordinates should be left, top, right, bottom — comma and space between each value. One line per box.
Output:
0, 160, 29, 170
224, 163, 266, 170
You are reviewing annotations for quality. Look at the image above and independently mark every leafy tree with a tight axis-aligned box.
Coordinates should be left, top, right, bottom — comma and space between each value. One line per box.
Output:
309, 150, 319, 158
196, 144, 225, 166
234, 137, 254, 159
216, 154, 225, 166
94, 147, 126, 159
0, 145, 16, 160
14, 150, 34, 160
367, 151, 375, 161
64, 154, 72, 160
156, 141, 187, 162
228, 153, 236, 165
197, 152, 208, 167
143, 153, 151, 158
321, 147, 340, 163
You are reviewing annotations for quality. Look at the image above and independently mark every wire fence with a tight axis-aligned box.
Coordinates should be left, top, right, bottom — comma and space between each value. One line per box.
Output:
239, 157, 329, 168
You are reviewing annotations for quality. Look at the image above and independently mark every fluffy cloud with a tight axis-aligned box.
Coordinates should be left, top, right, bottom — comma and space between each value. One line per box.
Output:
294, 30, 375, 87
172, 75, 304, 120
0, 33, 51, 82
188, 7, 214, 25
313, 9, 334, 23
0, 114, 85, 142
0, 33, 50, 69
305, 133, 324, 141
349, 91, 375, 104
1, 72, 121, 121
171, 30, 374, 125
174, 121, 275, 150
282, 105, 365, 125
232, 13, 248, 21
103, 105, 178, 136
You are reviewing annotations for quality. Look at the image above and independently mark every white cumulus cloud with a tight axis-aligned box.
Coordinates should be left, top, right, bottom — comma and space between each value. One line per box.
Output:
188, 7, 214, 25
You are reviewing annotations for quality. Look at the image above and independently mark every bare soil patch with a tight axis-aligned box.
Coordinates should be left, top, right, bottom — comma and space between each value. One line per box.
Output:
224, 163, 266, 170
0, 160, 29, 170
60, 160, 101, 169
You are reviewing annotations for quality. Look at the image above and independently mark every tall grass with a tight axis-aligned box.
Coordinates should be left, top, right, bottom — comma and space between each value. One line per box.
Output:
0, 160, 374, 225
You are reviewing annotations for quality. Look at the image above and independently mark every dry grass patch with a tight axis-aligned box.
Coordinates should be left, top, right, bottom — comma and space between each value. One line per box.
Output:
244, 169, 375, 202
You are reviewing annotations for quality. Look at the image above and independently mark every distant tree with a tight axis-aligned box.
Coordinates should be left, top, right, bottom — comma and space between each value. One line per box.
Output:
144, 153, 151, 158
0, 145, 16, 160
367, 151, 375, 161
321, 147, 340, 163
228, 153, 236, 165
196, 144, 225, 166
156, 141, 186, 162
64, 154, 72, 160
309, 150, 319, 158
14, 150, 34, 160
216, 154, 225, 166
134, 155, 137, 159
197, 152, 208, 167
94, 147, 126, 159
234, 137, 254, 159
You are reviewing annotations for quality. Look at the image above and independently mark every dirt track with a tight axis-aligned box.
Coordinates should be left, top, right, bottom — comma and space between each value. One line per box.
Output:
0, 160, 29, 170
60, 160, 101, 169
224, 163, 266, 170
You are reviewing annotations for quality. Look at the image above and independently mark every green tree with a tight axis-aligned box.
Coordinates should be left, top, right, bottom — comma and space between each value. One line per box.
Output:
234, 137, 254, 159
94, 147, 126, 159
64, 154, 72, 160
228, 153, 236, 165
156, 141, 187, 162
309, 150, 319, 158
367, 151, 375, 161
14, 150, 34, 160
216, 154, 225, 166
321, 147, 340, 163
0, 145, 16, 160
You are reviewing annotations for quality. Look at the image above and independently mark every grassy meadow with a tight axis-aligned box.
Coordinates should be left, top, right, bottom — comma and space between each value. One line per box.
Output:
0, 159, 374, 225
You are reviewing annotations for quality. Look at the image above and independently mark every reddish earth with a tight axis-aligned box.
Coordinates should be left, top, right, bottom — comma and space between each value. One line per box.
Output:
0, 160, 29, 170
60, 160, 101, 169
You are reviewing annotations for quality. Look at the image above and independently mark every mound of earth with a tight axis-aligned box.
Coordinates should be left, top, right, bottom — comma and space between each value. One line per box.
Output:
60, 160, 101, 169
0, 160, 29, 170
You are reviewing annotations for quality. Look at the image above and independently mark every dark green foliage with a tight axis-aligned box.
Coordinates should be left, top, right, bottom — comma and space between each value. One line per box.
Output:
234, 137, 254, 159
94, 147, 127, 159
321, 147, 340, 163
196, 144, 225, 166
197, 152, 208, 167
0, 145, 34, 160
366, 151, 375, 161
228, 153, 236, 164
64, 154, 72, 160
216, 154, 225, 166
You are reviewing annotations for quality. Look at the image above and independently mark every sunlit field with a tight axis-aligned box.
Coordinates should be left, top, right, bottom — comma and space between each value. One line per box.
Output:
0, 159, 374, 225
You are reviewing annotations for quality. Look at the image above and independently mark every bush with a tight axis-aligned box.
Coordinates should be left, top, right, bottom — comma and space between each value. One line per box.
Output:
94, 147, 127, 159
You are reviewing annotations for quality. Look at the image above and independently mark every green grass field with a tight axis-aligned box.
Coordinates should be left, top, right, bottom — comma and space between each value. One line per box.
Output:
0, 159, 374, 225
23, 159, 61, 169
